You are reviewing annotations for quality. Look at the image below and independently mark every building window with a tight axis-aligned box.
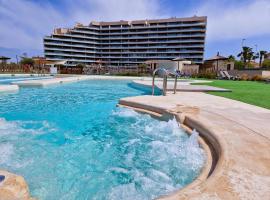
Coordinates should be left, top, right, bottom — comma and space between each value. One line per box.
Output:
227, 64, 231, 71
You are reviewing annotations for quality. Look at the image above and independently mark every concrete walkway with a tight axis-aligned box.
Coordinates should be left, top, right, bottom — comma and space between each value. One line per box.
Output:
133, 80, 231, 92
11, 75, 147, 87
119, 92, 270, 199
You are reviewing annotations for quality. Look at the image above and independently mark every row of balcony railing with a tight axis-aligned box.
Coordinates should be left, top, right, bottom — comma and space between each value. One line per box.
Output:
44, 38, 205, 46
75, 22, 206, 31
44, 46, 203, 52
45, 34, 205, 43
70, 27, 205, 35
53, 32, 205, 41
44, 43, 204, 49
70, 27, 205, 36
45, 53, 203, 60
45, 50, 203, 55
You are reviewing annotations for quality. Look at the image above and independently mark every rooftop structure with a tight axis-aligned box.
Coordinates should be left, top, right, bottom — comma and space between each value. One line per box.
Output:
202, 52, 234, 72
0, 56, 11, 64
44, 16, 207, 66
205, 53, 228, 61
145, 59, 199, 75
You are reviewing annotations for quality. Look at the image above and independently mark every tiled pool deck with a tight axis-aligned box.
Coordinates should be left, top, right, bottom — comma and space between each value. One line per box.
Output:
133, 80, 231, 92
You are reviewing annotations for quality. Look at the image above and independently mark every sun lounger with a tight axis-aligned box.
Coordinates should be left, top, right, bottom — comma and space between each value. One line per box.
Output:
223, 71, 233, 80
223, 71, 240, 80
219, 71, 227, 79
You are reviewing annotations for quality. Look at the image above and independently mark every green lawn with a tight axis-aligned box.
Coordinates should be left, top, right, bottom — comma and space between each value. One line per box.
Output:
194, 80, 270, 109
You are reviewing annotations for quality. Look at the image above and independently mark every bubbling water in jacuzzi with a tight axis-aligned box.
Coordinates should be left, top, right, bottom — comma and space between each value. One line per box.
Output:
0, 80, 205, 200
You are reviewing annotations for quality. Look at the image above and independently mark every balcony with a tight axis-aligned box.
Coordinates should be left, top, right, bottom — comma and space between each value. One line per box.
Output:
98, 40, 205, 46
45, 52, 96, 58
44, 42, 97, 49
99, 22, 206, 30
44, 47, 95, 54
44, 37, 98, 45
98, 44, 204, 49
99, 28, 206, 36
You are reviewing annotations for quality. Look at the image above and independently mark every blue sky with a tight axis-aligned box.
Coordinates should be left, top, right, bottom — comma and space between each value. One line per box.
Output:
0, 0, 270, 61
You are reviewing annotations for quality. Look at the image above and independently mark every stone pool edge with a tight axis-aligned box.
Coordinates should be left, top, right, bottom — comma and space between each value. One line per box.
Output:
117, 103, 220, 200
118, 94, 270, 199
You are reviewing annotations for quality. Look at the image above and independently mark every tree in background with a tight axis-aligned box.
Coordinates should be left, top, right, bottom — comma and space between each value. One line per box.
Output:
258, 51, 267, 67
237, 46, 255, 68
262, 59, 270, 69
76, 63, 86, 68
20, 57, 34, 66
234, 60, 245, 70
228, 55, 236, 61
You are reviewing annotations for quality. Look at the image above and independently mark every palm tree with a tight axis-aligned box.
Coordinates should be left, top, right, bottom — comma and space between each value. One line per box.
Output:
237, 46, 254, 68
228, 55, 235, 61
259, 51, 267, 67
20, 57, 34, 66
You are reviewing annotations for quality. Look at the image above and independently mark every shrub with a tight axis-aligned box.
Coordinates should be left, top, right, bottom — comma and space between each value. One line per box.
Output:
115, 72, 140, 76
262, 59, 270, 69
234, 60, 245, 70
191, 74, 198, 78
246, 62, 254, 68
240, 74, 249, 81
76, 63, 86, 68
20, 58, 34, 66
250, 75, 263, 81
194, 72, 216, 79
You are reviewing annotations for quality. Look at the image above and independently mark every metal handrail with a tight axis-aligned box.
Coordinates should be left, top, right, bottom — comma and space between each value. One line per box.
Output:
152, 68, 179, 96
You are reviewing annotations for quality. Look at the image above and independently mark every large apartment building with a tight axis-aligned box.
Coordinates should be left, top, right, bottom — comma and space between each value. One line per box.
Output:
44, 16, 207, 66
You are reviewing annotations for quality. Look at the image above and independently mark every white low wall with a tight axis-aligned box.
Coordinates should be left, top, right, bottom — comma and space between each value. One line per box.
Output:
262, 71, 270, 78
0, 85, 19, 92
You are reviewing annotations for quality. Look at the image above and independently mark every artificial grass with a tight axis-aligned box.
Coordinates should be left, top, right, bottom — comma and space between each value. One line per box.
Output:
194, 80, 270, 109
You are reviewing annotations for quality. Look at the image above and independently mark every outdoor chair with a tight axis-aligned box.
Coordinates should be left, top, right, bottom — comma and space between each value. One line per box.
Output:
219, 71, 227, 79
223, 71, 240, 80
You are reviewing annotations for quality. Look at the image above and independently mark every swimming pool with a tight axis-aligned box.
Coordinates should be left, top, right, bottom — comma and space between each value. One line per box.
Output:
0, 80, 205, 200
0, 75, 52, 84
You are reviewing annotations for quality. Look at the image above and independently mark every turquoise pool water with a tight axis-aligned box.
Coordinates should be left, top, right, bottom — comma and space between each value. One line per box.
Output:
0, 80, 205, 200
0, 75, 52, 84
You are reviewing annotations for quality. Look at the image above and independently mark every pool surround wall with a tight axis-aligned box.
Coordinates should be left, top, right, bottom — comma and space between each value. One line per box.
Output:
117, 103, 220, 200
118, 93, 270, 199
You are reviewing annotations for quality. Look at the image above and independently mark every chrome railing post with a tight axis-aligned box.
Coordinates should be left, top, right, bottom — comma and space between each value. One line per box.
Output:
163, 74, 167, 96
174, 75, 177, 94
152, 68, 173, 96
152, 73, 155, 95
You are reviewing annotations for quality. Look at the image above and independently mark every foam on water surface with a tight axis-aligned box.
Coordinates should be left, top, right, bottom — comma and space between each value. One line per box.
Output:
0, 80, 205, 200
0, 143, 14, 164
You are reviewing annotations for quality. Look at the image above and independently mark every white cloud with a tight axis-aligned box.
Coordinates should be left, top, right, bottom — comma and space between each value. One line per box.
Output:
1, 0, 269, 56
195, 0, 270, 41
0, 0, 66, 50
0, 0, 163, 51
70, 0, 165, 23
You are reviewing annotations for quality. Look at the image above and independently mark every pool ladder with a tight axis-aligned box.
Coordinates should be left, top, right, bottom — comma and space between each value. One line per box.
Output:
152, 68, 179, 96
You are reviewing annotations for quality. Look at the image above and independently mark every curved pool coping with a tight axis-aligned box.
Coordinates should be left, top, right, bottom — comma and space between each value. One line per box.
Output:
117, 103, 223, 200
118, 94, 270, 199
